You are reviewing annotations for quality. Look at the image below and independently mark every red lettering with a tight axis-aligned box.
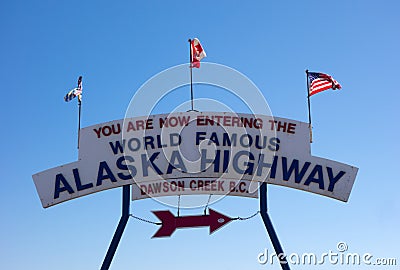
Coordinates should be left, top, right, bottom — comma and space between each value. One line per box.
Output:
111, 124, 121, 134
102, 126, 112, 136
163, 182, 169, 192
197, 116, 205, 126
197, 180, 204, 190
178, 116, 190, 126
277, 121, 287, 132
218, 180, 224, 191
287, 123, 296, 134
223, 116, 231, 126
146, 119, 154, 129
170, 181, 177, 192
229, 181, 236, 192
268, 120, 276, 130
190, 180, 196, 190
205, 116, 215, 126
159, 118, 167, 128
204, 180, 210, 191
93, 127, 102, 138
168, 117, 178, 127
140, 185, 147, 195
136, 120, 145, 130
242, 117, 253, 128
269, 120, 296, 134
127, 121, 136, 132
232, 117, 242, 127
147, 184, 153, 194
214, 115, 222, 124
254, 118, 263, 129
239, 182, 247, 193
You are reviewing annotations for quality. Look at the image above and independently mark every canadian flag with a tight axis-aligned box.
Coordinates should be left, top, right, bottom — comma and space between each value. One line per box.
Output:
190, 38, 206, 68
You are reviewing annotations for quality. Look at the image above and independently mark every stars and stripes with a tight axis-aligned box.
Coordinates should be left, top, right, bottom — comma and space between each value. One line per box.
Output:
64, 76, 82, 102
190, 38, 206, 68
308, 72, 341, 96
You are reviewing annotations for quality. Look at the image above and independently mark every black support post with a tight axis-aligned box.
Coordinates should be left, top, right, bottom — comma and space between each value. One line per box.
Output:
259, 183, 290, 270
100, 185, 131, 270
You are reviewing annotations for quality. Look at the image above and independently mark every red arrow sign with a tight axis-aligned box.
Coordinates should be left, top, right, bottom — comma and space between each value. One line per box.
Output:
152, 208, 233, 238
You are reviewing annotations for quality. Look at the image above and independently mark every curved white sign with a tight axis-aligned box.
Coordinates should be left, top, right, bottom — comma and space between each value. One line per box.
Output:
33, 112, 358, 208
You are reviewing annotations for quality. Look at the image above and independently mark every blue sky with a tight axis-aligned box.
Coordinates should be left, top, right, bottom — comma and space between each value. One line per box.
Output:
1, 0, 399, 269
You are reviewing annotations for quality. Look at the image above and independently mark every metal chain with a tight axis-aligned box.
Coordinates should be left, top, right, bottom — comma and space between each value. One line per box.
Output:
204, 194, 212, 215
129, 214, 161, 225
177, 195, 181, 217
232, 210, 260, 221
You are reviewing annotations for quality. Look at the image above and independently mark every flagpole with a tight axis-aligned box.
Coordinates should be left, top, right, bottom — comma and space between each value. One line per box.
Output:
78, 98, 82, 149
306, 70, 313, 143
188, 39, 194, 111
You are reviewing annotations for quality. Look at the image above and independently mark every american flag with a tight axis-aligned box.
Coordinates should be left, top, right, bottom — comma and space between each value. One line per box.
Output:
64, 76, 82, 102
308, 72, 341, 96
